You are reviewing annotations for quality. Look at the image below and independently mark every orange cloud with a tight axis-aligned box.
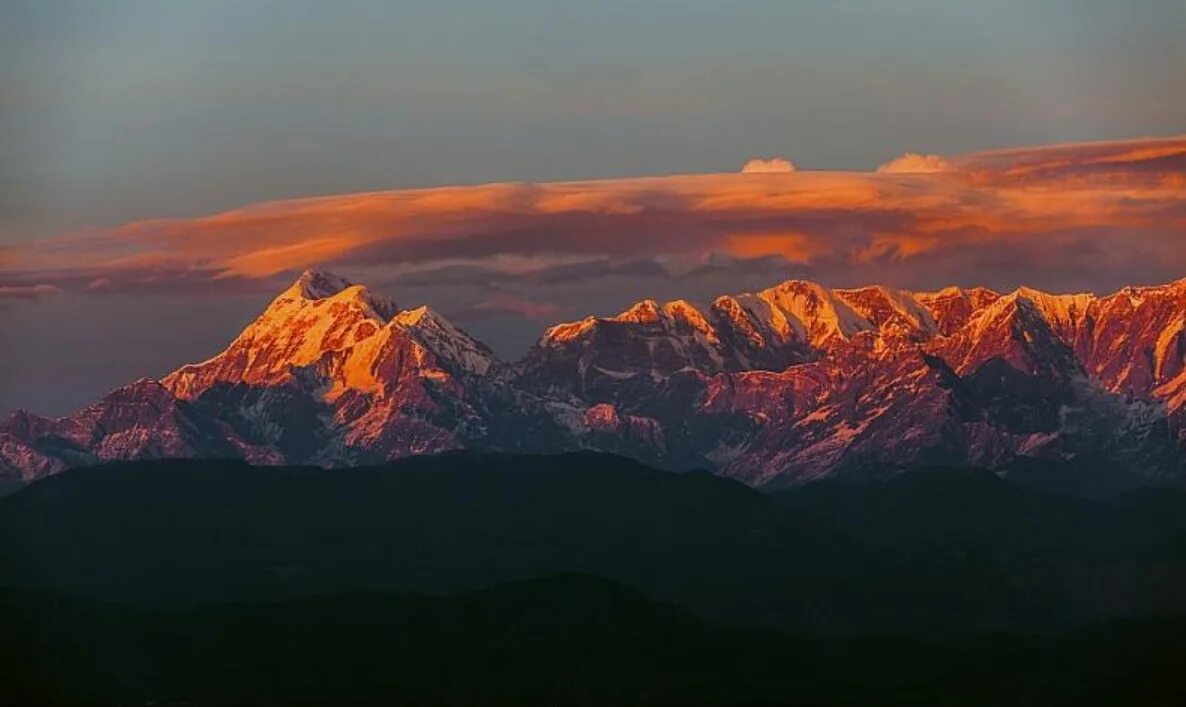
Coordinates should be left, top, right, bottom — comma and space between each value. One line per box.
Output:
954, 135, 1186, 184
722, 232, 830, 264
1, 134, 1182, 298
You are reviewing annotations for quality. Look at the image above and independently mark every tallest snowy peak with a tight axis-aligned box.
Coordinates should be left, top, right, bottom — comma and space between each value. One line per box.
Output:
291, 269, 355, 300
273, 269, 399, 321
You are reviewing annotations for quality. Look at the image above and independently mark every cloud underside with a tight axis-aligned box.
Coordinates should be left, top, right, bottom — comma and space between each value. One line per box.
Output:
0, 284, 63, 301
2, 135, 1184, 298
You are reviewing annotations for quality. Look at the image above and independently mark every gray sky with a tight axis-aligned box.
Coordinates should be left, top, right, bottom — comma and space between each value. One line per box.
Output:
5, 0, 1184, 241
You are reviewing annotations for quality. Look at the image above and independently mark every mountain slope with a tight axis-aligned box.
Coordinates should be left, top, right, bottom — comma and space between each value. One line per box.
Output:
4, 270, 1186, 487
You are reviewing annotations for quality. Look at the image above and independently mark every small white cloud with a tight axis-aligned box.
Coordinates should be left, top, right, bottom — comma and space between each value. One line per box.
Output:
741, 157, 796, 174
876, 152, 951, 174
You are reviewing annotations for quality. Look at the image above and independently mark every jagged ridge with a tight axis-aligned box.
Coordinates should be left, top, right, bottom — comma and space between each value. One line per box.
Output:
4, 270, 1186, 487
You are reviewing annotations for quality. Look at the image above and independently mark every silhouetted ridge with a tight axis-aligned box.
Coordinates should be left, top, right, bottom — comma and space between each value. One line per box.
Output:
3, 574, 1186, 706
3, 454, 1186, 634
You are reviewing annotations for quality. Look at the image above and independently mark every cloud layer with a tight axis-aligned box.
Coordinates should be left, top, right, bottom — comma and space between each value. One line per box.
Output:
2, 135, 1184, 300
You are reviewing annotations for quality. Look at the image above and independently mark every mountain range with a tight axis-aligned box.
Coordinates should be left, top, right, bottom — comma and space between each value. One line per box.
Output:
4, 269, 1186, 488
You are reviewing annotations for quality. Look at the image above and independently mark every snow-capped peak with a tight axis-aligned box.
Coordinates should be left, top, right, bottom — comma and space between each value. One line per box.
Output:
393, 305, 498, 376
277, 270, 399, 321
163, 271, 400, 398
754, 279, 873, 347
292, 269, 355, 300
612, 299, 664, 325
833, 285, 938, 338
1008, 286, 1095, 339
539, 298, 717, 347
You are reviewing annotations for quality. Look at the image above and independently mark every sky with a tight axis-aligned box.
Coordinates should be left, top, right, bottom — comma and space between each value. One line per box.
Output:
1, 0, 1184, 415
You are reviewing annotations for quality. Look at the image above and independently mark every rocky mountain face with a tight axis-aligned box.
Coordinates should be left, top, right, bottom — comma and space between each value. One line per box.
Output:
4, 270, 1185, 488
